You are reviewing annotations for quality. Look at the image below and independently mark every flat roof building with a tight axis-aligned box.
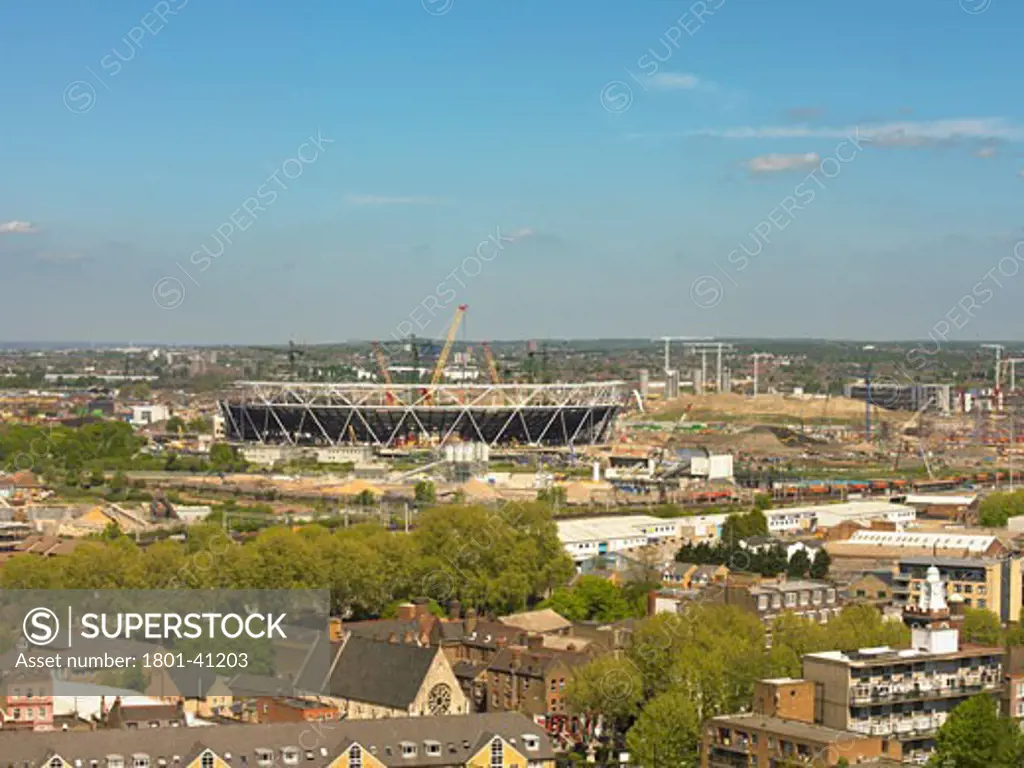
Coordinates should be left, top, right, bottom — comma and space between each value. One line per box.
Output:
556, 515, 680, 563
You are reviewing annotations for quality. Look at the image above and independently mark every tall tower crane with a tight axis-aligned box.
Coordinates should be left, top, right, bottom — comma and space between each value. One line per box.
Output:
428, 304, 468, 396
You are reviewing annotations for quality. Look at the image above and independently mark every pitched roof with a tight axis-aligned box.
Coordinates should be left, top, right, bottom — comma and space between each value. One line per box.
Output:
328, 636, 439, 709
0, 712, 556, 766
498, 608, 572, 634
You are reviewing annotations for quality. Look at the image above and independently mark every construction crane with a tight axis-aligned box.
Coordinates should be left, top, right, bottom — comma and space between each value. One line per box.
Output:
482, 342, 501, 384
372, 342, 396, 405
429, 304, 468, 390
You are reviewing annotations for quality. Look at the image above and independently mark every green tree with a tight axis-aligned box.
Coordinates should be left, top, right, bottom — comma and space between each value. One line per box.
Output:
977, 489, 1024, 527
808, 548, 831, 580
414, 480, 437, 505
165, 416, 186, 434
186, 416, 211, 433
354, 489, 376, 507
721, 509, 768, 543
541, 576, 634, 622
753, 493, 773, 511
208, 442, 237, 470
961, 607, 1004, 646
786, 548, 811, 579
88, 467, 106, 488
565, 655, 643, 728
930, 694, 1023, 767
108, 470, 128, 498
625, 690, 702, 768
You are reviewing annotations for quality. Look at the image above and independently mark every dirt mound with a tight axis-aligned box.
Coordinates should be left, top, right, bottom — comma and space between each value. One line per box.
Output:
650, 392, 910, 424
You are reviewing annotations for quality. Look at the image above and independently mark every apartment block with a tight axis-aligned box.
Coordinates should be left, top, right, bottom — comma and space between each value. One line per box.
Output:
707, 577, 842, 629
892, 555, 1022, 623
702, 679, 901, 768
802, 570, 1004, 764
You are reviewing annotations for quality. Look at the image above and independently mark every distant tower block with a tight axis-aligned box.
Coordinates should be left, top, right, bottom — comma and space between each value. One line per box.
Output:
638, 369, 650, 398
666, 370, 680, 399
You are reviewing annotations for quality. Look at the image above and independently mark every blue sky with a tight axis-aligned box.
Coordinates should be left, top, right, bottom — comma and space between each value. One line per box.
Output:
2, 0, 1024, 344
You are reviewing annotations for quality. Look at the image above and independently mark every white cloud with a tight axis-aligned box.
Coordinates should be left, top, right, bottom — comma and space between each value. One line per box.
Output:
748, 153, 820, 174
691, 118, 1024, 146
344, 194, 447, 206
974, 146, 998, 158
0, 220, 37, 234
507, 227, 535, 241
648, 72, 702, 90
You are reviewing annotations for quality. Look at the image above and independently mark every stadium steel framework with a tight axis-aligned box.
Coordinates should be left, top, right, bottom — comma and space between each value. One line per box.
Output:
219, 381, 625, 448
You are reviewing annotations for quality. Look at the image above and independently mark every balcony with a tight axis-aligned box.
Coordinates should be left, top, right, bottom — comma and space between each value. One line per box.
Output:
707, 748, 752, 768
849, 676, 1002, 704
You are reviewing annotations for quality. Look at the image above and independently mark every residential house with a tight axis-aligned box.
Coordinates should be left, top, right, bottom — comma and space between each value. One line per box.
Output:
499, 609, 572, 637
661, 562, 729, 589
0, 711, 557, 767
242, 696, 342, 724
145, 667, 234, 718
703, 575, 842, 632
104, 698, 188, 729
846, 571, 896, 608
484, 637, 590, 733
0, 669, 54, 731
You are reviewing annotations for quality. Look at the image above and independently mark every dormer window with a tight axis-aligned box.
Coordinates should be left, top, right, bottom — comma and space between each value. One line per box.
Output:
523, 734, 540, 751
132, 756, 150, 768
348, 745, 362, 768
107, 757, 125, 768
255, 750, 274, 768
424, 741, 441, 757
49, 759, 64, 768
281, 748, 300, 766
401, 742, 417, 758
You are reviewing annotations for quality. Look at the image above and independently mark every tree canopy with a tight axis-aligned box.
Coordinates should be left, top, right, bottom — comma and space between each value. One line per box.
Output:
930, 694, 1023, 767
0, 503, 574, 618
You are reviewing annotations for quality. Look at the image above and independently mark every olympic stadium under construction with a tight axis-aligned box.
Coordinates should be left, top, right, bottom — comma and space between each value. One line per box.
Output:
218, 381, 625, 448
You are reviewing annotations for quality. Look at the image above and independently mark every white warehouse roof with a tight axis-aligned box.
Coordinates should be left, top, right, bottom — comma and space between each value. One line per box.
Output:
557, 515, 678, 544
843, 530, 997, 554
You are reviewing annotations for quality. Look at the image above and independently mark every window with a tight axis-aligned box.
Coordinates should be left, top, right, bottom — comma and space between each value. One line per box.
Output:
490, 738, 504, 768
132, 757, 150, 768
255, 749, 274, 767
424, 742, 441, 757
50, 759, 64, 768
39, 708, 47, 719
200, 755, 214, 768
107, 758, 125, 768
349, 745, 362, 768
522, 734, 540, 751
282, 748, 300, 765
12, 708, 20, 720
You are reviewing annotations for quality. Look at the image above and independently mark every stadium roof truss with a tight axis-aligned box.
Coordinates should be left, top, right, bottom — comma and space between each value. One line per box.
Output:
219, 381, 625, 448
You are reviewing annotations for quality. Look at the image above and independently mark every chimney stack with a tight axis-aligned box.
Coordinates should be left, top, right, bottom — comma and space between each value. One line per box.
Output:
463, 608, 478, 634
447, 599, 462, 621
397, 603, 417, 622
